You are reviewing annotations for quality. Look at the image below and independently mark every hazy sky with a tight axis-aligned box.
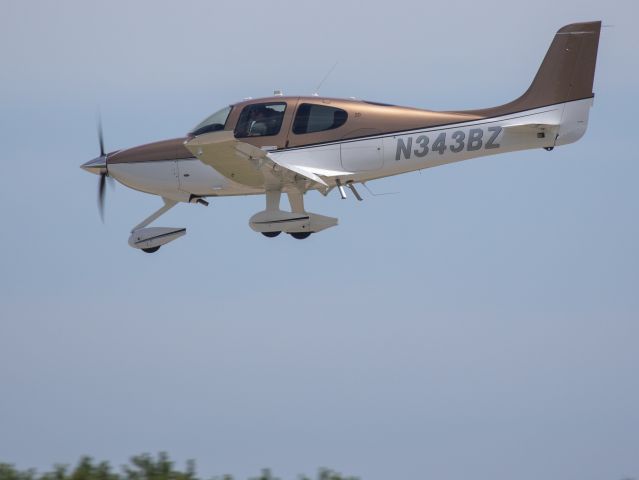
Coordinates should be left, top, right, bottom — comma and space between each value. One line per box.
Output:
1, 1, 638, 479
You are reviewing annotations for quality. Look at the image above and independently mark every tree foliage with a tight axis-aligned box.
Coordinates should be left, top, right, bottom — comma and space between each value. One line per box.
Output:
0, 454, 357, 480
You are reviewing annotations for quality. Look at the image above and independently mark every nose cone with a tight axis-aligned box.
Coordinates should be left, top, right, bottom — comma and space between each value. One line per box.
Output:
81, 155, 107, 175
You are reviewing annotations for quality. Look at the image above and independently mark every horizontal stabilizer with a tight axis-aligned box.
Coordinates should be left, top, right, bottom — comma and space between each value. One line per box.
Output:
502, 123, 560, 139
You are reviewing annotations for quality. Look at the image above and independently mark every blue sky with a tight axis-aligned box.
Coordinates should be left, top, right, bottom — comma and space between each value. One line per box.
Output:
1, 1, 638, 479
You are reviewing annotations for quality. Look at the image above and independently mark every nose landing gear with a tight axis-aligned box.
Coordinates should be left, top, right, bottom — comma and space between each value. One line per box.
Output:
127, 198, 195, 253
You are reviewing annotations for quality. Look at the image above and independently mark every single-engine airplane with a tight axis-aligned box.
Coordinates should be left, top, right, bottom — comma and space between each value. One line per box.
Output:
82, 21, 601, 253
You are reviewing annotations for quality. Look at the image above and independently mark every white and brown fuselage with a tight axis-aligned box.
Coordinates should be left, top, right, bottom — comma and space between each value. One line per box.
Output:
106, 95, 594, 202
82, 21, 601, 248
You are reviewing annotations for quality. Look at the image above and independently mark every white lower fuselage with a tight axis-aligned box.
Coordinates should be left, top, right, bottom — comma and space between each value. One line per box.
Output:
107, 98, 592, 202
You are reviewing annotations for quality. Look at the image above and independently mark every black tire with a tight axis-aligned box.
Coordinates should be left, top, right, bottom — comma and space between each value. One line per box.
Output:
142, 246, 161, 253
262, 231, 281, 238
290, 232, 312, 240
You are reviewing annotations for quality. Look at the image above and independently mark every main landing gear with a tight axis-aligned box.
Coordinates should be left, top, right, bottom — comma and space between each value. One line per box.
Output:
261, 231, 312, 239
250, 189, 336, 240
290, 232, 311, 240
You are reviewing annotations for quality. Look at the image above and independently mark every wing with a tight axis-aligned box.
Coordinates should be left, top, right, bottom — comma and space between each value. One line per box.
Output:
184, 131, 328, 190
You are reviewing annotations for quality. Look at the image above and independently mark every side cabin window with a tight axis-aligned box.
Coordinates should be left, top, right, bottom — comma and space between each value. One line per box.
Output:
292, 104, 348, 134
235, 103, 287, 138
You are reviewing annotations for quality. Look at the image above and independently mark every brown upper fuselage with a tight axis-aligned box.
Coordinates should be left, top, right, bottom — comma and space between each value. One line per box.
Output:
107, 21, 600, 166
107, 96, 485, 165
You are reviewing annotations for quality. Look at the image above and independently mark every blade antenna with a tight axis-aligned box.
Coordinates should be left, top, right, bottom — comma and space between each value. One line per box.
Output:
313, 61, 339, 96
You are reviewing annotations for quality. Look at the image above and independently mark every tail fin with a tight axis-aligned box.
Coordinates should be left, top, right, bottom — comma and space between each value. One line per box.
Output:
471, 21, 601, 116
521, 21, 601, 107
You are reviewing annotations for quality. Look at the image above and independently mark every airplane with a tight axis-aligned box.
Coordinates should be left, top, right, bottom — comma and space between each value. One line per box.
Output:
81, 21, 601, 253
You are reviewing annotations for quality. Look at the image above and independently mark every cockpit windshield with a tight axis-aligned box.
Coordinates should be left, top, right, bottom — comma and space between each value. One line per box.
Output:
189, 106, 232, 137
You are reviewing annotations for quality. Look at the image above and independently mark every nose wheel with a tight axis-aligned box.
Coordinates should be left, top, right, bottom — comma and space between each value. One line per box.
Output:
142, 246, 161, 253
261, 231, 281, 238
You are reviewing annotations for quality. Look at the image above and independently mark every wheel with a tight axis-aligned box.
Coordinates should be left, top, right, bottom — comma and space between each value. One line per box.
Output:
261, 231, 281, 238
290, 232, 312, 240
142, 246, 161, 253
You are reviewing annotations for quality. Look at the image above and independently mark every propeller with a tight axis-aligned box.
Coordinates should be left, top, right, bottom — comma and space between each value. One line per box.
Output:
95, 115, 114, 221
81, 113, 115, 221
98, 168, 107, 222
98, 115, 105, 158
98, 117, 107, 221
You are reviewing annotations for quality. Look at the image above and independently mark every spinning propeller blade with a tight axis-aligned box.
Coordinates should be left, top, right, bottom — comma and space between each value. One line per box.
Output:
98, 116, 106, 157
98, 171, 107, 222
97, 115, 107, 221
80, 114, 113, 222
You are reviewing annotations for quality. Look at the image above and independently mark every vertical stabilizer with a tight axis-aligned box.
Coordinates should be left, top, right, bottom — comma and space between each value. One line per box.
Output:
470, 21, 601, 117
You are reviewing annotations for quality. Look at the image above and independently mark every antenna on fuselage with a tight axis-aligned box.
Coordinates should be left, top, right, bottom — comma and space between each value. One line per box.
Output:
313, 61, 339, 96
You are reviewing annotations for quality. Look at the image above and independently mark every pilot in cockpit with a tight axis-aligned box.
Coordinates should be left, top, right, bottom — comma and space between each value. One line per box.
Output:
248, 107, 269, 136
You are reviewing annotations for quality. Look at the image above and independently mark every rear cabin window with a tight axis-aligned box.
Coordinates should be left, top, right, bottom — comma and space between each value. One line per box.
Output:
235, 103, 287, 138
292, 104, 348, 134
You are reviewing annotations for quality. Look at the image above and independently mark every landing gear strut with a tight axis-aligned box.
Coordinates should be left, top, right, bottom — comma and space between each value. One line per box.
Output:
128, 197, 192, 252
